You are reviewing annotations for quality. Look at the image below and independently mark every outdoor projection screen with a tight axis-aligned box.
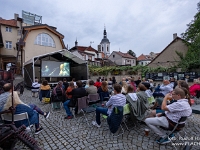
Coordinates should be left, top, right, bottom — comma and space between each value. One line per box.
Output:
41, 61, 70, 77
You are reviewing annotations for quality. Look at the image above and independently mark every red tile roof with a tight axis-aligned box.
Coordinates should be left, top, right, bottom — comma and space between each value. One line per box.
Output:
114, 51, 135, 59
75, 46, 98, 53
137, 54, 156, 61
0, 19, 18, 27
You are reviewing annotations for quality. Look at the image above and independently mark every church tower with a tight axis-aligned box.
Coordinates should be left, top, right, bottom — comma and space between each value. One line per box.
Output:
99, 26, 110, 56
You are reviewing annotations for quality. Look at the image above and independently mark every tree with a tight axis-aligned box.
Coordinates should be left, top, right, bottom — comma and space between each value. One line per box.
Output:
127, 50, 136, 57
178, 2, 200, 70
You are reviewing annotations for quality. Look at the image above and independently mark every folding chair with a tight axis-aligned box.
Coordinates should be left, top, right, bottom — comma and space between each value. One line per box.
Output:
102, 104, 131, 137
122, 103, 131, 131
77, 96, 96, 126
160, 116, 187, 150
87, 93, 100, 105
1, 112, 35, 137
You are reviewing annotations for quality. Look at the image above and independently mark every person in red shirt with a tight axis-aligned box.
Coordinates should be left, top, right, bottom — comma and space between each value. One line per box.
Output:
189, 79, 200, 97
94, 79, 102, 89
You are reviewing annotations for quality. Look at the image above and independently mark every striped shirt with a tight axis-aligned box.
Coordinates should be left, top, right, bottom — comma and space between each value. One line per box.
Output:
166, 99, 192, 123
0, 92, 10, 111
106, 93, 126, 116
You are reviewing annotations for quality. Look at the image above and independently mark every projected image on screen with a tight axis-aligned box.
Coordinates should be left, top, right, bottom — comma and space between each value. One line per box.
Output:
41, 61, 70, 77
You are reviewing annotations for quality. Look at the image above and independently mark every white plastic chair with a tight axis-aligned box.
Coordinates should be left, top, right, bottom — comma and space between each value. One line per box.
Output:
1, 112, 35, 137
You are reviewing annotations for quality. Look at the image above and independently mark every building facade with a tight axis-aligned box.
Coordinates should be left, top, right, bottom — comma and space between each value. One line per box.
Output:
137, 52, 159, 66
108, 51, 136, 66
148, 34, 188, 68
0, 13, 65, 74
0, 14, 23, 72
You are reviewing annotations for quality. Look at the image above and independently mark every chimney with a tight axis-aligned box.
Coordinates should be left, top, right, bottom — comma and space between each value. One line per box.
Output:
14, 13, 19, 20
173, 33, 177, 40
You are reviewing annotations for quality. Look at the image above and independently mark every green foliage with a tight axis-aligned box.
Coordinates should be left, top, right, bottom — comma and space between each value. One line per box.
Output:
127, 50, 136, 57
178, 2, 200, 71
88, 65, 175, 76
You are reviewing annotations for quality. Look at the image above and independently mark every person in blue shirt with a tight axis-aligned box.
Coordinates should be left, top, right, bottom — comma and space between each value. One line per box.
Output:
3, 91, 44, 134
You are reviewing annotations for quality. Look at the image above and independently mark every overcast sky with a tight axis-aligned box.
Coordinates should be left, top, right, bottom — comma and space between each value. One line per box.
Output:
0, 0, 199, 56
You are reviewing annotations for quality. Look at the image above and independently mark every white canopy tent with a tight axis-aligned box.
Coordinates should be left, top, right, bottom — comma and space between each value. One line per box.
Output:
23, 49, 88, 87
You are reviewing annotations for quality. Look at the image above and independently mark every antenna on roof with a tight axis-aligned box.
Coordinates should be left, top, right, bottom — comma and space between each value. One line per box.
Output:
90, 41, 94, 46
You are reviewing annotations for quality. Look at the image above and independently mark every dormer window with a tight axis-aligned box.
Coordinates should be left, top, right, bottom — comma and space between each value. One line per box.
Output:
113, 55, 115, 58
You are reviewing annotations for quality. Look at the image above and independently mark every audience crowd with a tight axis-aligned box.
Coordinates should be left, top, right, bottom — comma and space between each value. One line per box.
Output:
0, 75, 197, 145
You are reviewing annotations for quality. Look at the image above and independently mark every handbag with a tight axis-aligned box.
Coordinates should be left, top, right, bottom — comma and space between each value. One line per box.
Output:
42, 97, 50, 103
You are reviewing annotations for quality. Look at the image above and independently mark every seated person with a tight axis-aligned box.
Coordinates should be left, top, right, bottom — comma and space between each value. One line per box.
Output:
189, 79, 200, 97
169, 77, 177, 89
31, 79, 40, 97
145, 88, 192, 144
86, 80, 97, 94
64, 80, 87, 119
65, 82, 75, 100
153, 80, 173, 98
126, 84, 149, 121
3, 91, 44, 134
62, 78, 69, 91
92, 84, 126, 127
52, 81, 65, 108
0, 83, 12, 112
97, 81, 110, 101
121, 81, 128, 95
94, 79, 101, 89
39, 80, 51, 101
63, 82, 75, 119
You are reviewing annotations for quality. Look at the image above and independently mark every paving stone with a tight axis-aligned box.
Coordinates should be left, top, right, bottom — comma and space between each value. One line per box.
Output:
12, 89, 200, 150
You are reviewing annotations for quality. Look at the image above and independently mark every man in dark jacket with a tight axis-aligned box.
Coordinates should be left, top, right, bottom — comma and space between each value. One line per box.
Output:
63, 78, 69, 91
66, 80, 87, 118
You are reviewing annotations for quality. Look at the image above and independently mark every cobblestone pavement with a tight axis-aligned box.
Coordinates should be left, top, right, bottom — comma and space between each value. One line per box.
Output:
11, 89, 200, 150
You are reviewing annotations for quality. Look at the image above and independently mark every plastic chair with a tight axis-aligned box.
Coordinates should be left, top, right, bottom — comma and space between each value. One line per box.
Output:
77, 96, 96, 126
1, 112, 35, 137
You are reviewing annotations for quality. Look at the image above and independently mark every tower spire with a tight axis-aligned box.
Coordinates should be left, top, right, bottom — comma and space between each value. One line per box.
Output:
103, 25, 107, 38
75, 38, 78, 46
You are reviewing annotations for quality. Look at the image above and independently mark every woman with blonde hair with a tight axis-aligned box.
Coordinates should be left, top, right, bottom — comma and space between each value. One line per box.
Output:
121, 81, 128, 94
3, 91, 44, 134
39, 80, 51, 101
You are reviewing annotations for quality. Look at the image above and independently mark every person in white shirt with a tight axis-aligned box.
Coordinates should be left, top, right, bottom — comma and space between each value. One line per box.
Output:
31, 79, 40, 97
153, 80, 173, 98
145, 87, 192, 144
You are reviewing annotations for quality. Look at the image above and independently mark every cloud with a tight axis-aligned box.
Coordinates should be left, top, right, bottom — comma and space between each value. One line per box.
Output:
0, 0, 199, 56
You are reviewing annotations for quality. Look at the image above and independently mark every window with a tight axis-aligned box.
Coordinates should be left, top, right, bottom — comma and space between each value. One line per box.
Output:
17, 30, 21, 36
6, 27, 12, 32
102, 47, 103, 52
113, 55, 115, 58
133, 60, 134, 63
127, 60, 130, 62
6, 41, 12, 49
107, 46, 109, 52
34, 33, 55, 47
